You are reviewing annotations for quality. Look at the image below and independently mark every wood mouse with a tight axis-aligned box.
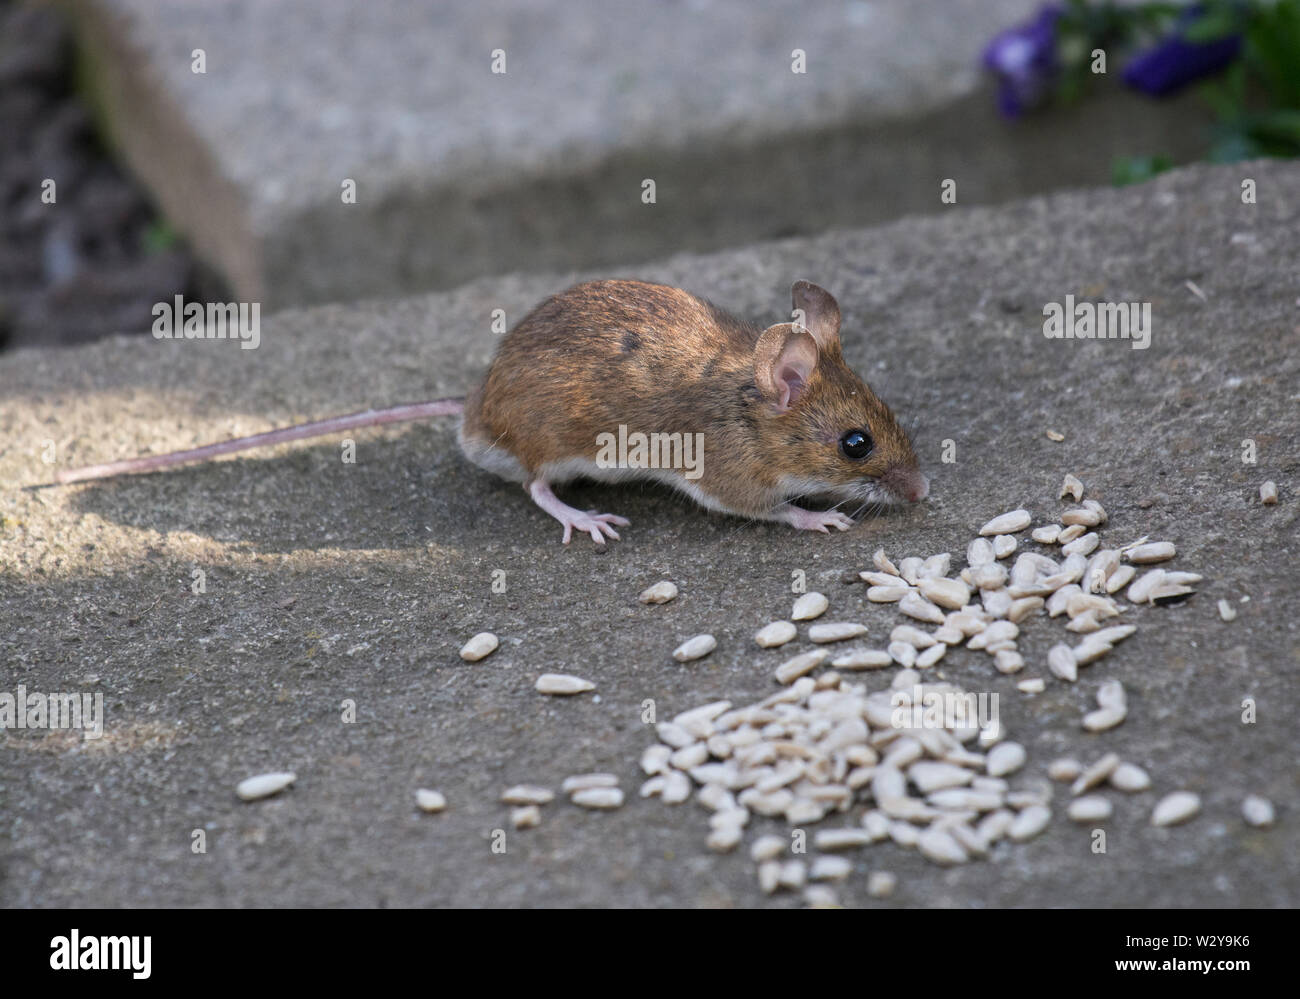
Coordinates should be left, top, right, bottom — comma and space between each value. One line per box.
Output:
53, 279, 928, 544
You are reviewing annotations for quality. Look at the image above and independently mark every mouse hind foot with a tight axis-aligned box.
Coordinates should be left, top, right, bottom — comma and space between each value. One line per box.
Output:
527, 479, 630, 545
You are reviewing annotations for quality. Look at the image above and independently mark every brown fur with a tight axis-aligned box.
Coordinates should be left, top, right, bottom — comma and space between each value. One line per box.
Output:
461, 279, 921, 518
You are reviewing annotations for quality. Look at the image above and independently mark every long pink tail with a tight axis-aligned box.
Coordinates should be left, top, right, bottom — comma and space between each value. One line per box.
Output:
54, 398, 465, 484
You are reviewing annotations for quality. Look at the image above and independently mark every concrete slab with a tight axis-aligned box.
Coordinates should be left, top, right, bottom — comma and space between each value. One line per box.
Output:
65, 0, 1209, 308
2, 159, 1298, 907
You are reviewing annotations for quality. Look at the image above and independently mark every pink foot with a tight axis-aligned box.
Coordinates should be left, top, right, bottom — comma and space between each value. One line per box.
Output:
528, 480, 631, 545
778, 504, 853, 533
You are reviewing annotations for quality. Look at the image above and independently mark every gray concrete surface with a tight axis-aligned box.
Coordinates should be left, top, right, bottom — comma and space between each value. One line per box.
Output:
64, 0, 1211, 308
2, 159, 1298, 907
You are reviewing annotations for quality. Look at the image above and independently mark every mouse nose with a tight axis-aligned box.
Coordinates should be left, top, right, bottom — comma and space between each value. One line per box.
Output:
908, 472, 930, 503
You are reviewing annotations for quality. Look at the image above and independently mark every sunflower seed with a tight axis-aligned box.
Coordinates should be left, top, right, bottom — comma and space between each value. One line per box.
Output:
867, 871, 897, 897
993, 535, 1018, 559
994, 649, 1025, 674
640, 744, 672, 775
1072, 636, 1114, 666
562, 773, 618, 793
977, 809, 1016, 843
980, 509, 1031, 536
776, 649, 830, 684
1066, 611, 1100, 634
919, 577, 971, 610
571, 787, 624, 809
750, 834, 787, 862
830, 648, 893, 670
970, 563, 1008, 590
917, 826, 969, 865
1047, 643, 1077, 681
1150, 582, 1195, 603
1067, 795, 1112, 822
792, 591, 830, 621
1017, 677, 1046, 693
755, 620, 798, 648
808, 855, 853, 881
1126, 568, 1167, 603
501, 785, 555, 805
1048, 758, 1083, 782
885, 641, 917, 668
813, 828, 873, 850
1083, 550, 1121, 593
237, 772, 297, 802
661, 771, 692, 804
887, 624, 934, 649
639, 580, 678, 604
899, 557, 924, 585
900, 592, 946, 624
1083, 706, 1126, 732
1057, 524, 1086, 545
1242, 795, 1275, 827
535, 673, 597, 695
778, 860, 808, 889
706, 824, 743, 852
1047, 584, 1081, 617
673, 634, 716, 662
873, 549, 900, 575
982, 589, 1013, 619
967, 537, 996, 567
1062, 532, 1100, 557
809, 622, 869, 643
860, 571, 903, 587
413, 788, 446, 813
1127, 541, 1176, 564
459, 632, 499, 661
1061, 507, 1101, 527
1260, 481, 1278, 505
987, 742, 1027, 777
1109, 762, 1151, 792
1060, 474, 1083, 501
1105, 564, 1136, 594
1032, 525, 1062, 544
640, 776, 666, 797
1216, 599, 1237, 622
512, 805, 542, 828
867, 585, 912, 602
889, 821, 921, 846
1008, 805, 1052, 841
1045, 429, 1065, 442
758, 860, 782, 894
1151, 791, 1200, 826
1071, 753, 1120, 795
670, 743, 709, 769
917, 643, 948, 669
655, 721, 695, 748
909, 761, 974, 792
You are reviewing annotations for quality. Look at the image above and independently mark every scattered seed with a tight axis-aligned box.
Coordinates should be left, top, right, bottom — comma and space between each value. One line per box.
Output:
414, 788, 446, 813
535, 673, 596, 695
994, 649, 1024, 674
867, 585, 912, 603
758, 860, 782, 894
511, 805, 541, 828
792, 591, 830, 621
751, 834, 787, 861
1062, 532, 1100, 557
778, 860, 808, 889
970, 563, 1008, 590
661, 771, 692, 804
501, 785, 555, 805
1017, 677, 1046, 693
1241, 795, 1275, 827
1260, 481, 1278, 505
1057, 524, 1086, 544
967, 537, 996, 567
776, 649, 830, 684
1067, 795, 1112, 822
987, 742, 1027, 777
1060, 474, 1083, 501
1008, 596, 1044, 623
1083, 706, 1126, 732
873, 549, 900, 575
993, 535, 1017, 559
1045, 429, 1065, 442
1008, 805, 1052, 841
572, 787, 624, 810
917, 643, 947, 669
1105, 564, 1136, 594
1047, 758, 1082, 782
639, 580, 678, 604
860, 571, 903, 587
1061, 507, 1101, 527
809, 622, 869, 644
917, 826, 969, 865
809, 855, 852, 882
1071, 753, 1120, 795
919, 577, 971, 610
706, 824, 743, 852
755, 620, 798, 648
673, 634, 716, 662
1032, 525, 1062, 544
1109, 763, 1151, 792
830, 648, 893, 670
237, 772, 297, 802
867, 871, 897, 898
1151, 791, 1200, 827
900, 592, 946, 624
562, 773, 618, 793
1127, 541, 1176, 564
640, 776, 666, 797
887, 641, 918, 668
1126, 568, 1167, 604
980, 509, 1031, 536
459, 632, 499, 662
898, 557, 924, 585
1048, 643, 1078, 682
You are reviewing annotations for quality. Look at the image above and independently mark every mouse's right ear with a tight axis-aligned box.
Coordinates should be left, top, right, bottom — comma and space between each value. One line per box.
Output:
755, 323, 819, 413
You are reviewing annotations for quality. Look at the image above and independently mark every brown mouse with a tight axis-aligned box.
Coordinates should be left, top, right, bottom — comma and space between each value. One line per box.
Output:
52, 280, 928, 544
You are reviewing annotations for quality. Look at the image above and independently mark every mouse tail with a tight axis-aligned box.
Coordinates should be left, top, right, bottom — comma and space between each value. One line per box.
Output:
52, 398, 465, 485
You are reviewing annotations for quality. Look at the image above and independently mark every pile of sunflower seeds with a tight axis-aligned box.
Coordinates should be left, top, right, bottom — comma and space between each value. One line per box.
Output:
635, 474, 1269, 906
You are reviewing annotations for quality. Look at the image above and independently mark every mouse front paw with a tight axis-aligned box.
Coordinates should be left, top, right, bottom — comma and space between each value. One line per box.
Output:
779, 505, 854, 534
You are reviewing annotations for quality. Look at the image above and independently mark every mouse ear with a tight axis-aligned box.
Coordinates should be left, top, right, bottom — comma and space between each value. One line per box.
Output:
755, 323, 819, 413
791, 281, 841, 349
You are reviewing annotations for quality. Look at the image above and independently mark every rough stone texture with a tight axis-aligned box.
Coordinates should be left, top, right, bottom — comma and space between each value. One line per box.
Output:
64, 0, 1209, 307
2, 160, 1297, 907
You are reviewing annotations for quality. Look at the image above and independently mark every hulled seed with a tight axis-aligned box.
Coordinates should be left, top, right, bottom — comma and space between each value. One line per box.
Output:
830, 649, 893, 670
414, 788, 446, 813
1242, 795, 1275, 827
809, 622, 869, 643
980, 509, 1032, 536
572, 787, 625, 810
873, 549, 900, 575
639, 580, 678, 604
1127, 541, 1176, 564
1217, 599, 1238, 622
459, 632, 499, 661
501, 785, 555, 805
792, 591, 830, 621
1151, 791, 1200, 826
673, 634, 717, 662
512, 805, 542, 828
867, 585, 912, 602
1260, 481, 1278, 505
1109, 762, 1151, 792
536, 673, 596, 695
755, 621, 798, 648
1060, 474, 1083, 501
237, 772, 297, 802
1067, 795, 1112, 822
776, 649, 830, 684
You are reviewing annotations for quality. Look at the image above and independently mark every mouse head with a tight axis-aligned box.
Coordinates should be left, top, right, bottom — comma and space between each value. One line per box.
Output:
753, 281, 928, 506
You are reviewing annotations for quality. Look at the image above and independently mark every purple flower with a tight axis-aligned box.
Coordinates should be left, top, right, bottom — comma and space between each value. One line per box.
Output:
1123, 9, 1242, 96
983, 5, 1063, 117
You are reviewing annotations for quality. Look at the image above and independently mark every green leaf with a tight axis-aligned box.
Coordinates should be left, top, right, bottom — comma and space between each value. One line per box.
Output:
1111, 154, 1175, 186
142, 220, 178, 254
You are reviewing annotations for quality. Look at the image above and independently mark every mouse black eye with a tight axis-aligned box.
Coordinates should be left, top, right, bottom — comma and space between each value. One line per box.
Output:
840, 429, 873, 461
